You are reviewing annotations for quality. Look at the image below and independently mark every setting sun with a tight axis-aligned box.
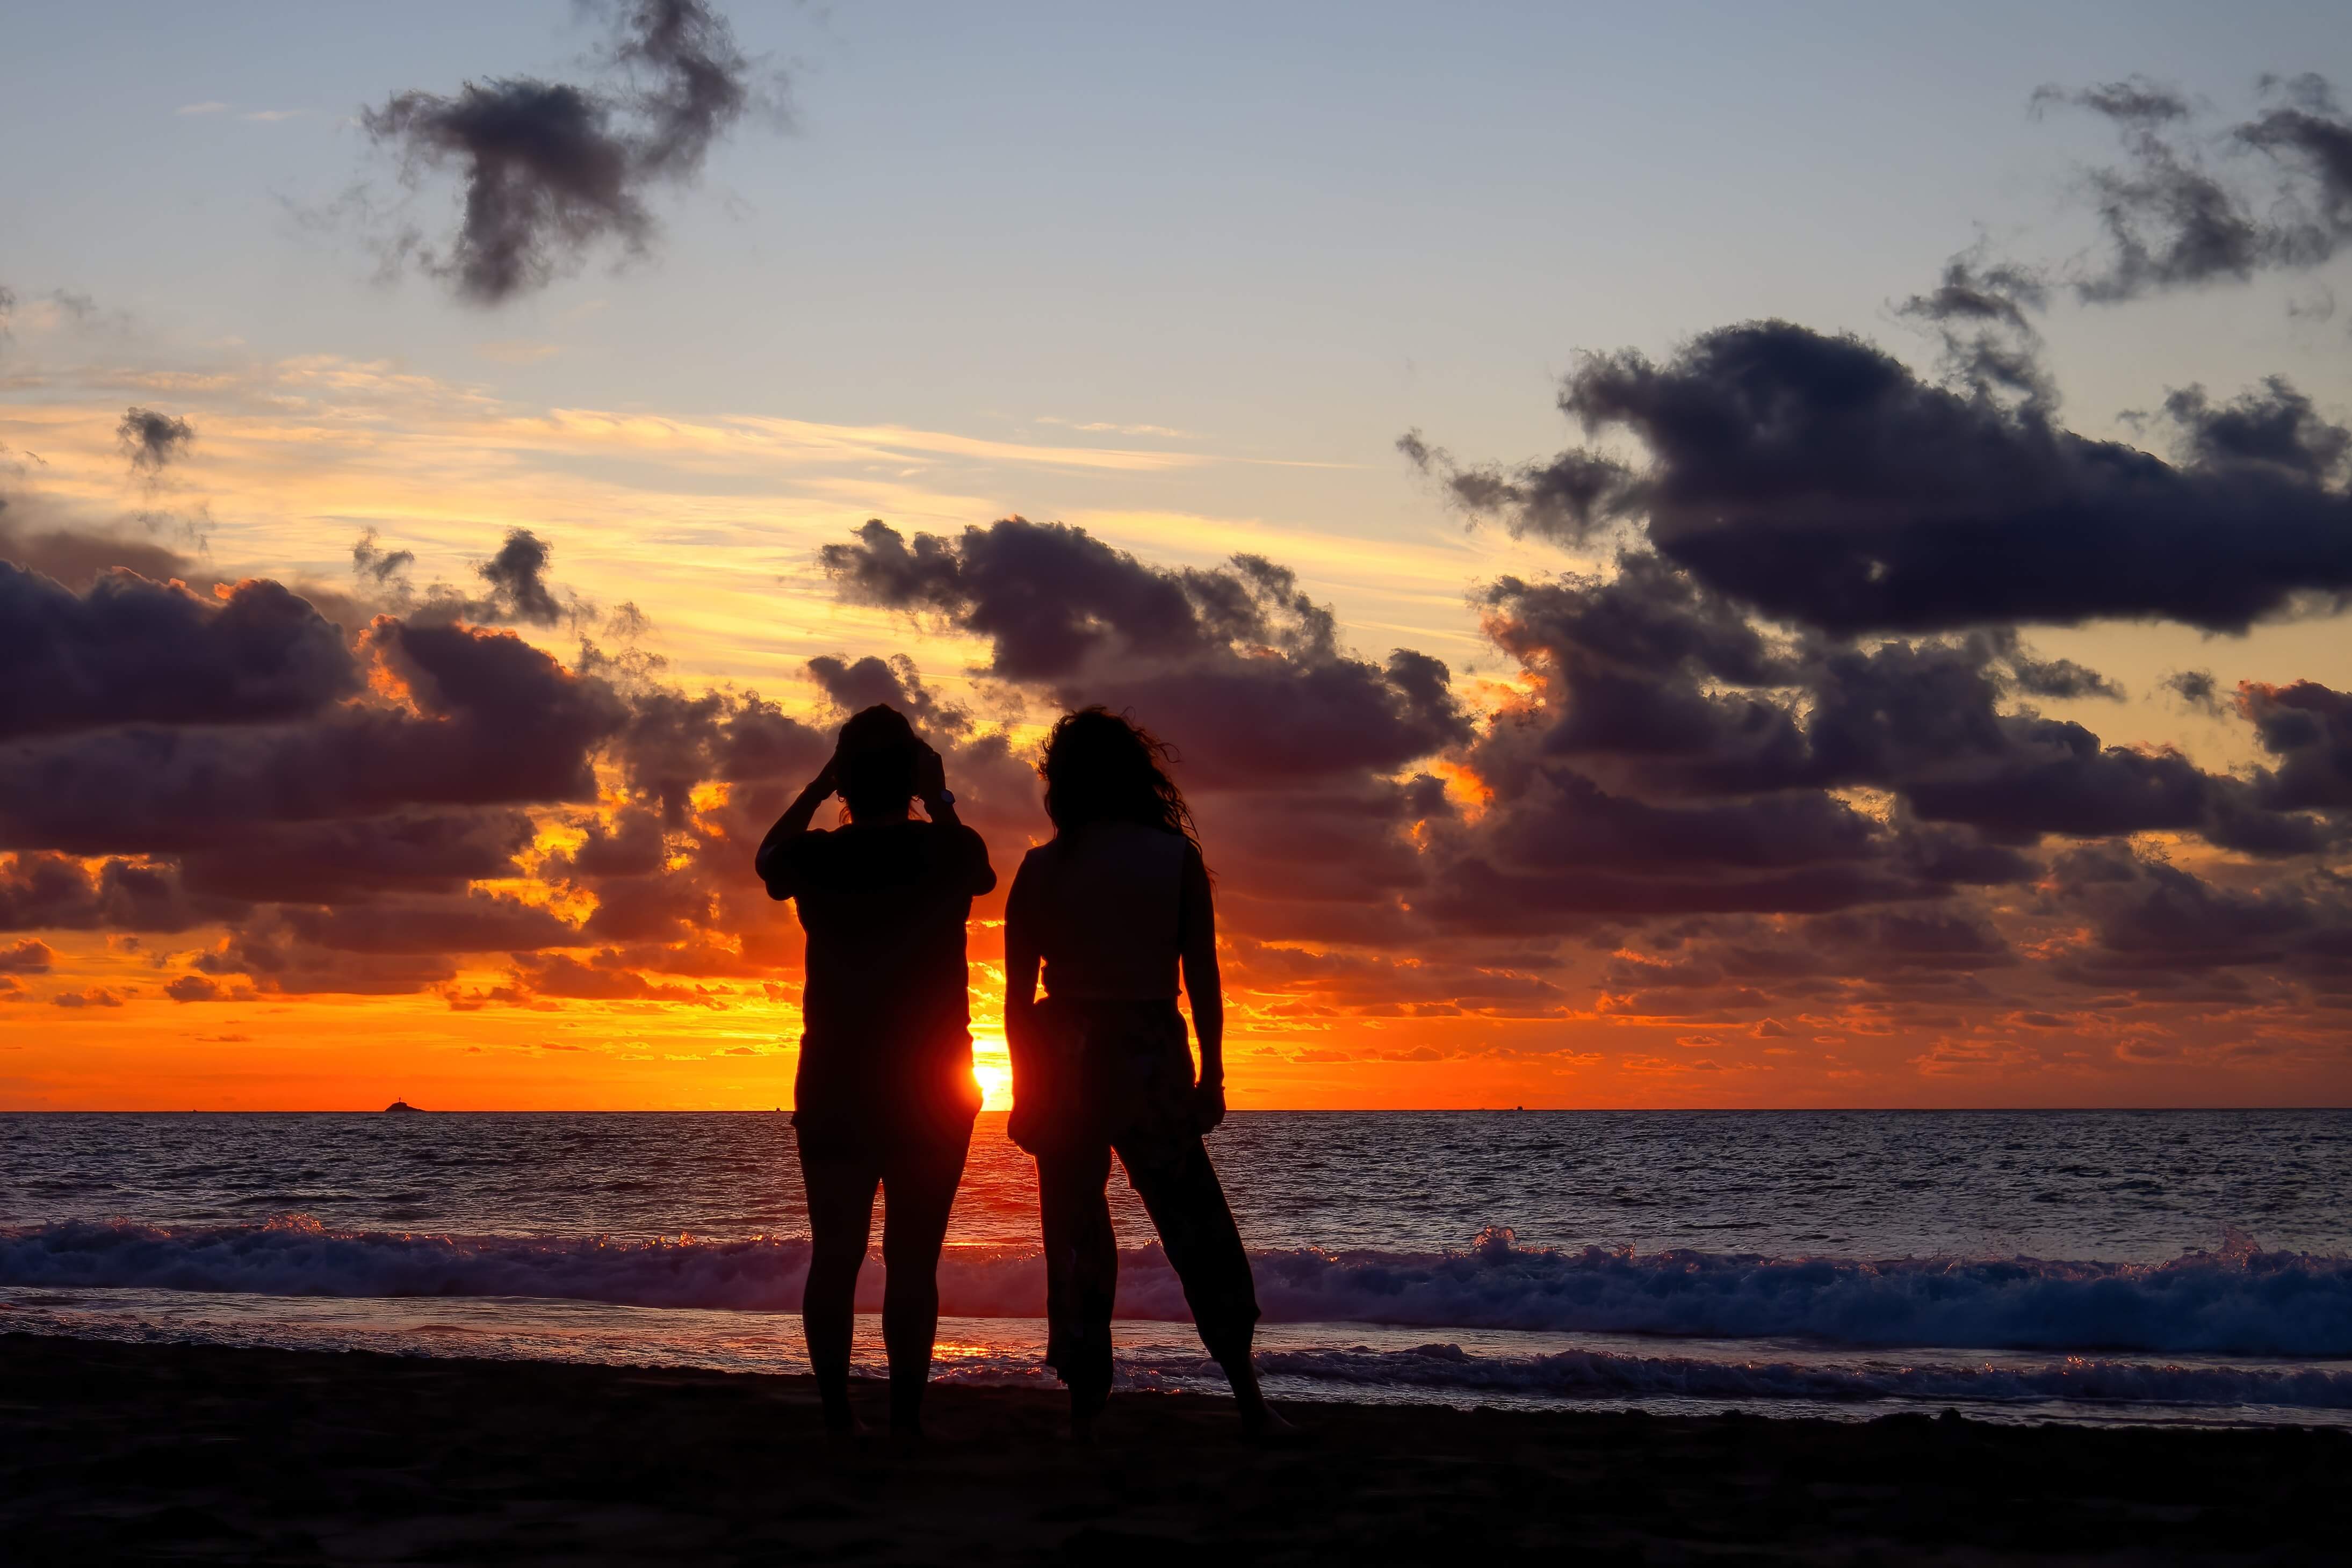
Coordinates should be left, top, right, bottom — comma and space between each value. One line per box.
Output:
971, 1052, 1012, 1112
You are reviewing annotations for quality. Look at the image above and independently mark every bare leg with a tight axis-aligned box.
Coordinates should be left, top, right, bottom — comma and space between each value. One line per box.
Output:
1037, 1141, 1119, 1433
797, 1146, 880, 1435
877, 1126, 971, 1436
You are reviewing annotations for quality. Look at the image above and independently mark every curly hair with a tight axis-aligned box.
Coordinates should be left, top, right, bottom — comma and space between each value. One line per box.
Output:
1037, 707, 1201, 854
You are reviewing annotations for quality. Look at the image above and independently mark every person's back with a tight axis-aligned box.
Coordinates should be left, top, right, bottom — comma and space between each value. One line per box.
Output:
774, 815, 992, 1139
1002, 707, 1280, 1436
1016, 822, 1185, 1002
754, 704, 994, 1437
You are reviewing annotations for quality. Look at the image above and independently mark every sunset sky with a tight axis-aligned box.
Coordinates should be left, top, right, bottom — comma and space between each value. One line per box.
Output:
4, 1, 2349, 1109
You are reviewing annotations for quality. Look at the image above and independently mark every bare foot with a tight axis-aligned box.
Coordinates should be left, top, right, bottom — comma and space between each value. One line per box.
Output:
824, 1414, 873, 1444
1240, 1404, 1303, 1443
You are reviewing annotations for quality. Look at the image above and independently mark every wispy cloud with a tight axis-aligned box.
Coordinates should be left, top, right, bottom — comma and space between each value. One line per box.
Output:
175, 102, 230, 117
1036, 415, 1195, 439
474, 340, 564, 366
240, 109, 304, 123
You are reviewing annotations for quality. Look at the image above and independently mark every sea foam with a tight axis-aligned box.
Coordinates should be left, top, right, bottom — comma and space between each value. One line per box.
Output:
4, 1218, 2348, 1357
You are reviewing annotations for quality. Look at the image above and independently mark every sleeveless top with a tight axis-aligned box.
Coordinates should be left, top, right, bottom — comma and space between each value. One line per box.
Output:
1011, 822, 1187, 1000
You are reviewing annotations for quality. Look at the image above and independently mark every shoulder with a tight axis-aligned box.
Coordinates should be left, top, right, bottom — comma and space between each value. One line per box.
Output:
770, 826, 837, 866
1143, 827, 1190, 870
1009, 839, 1060, 891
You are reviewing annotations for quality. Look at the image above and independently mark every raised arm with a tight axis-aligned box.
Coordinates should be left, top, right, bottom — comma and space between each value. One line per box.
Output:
1179, 842, 1226, 1133
916, 742, 998, 896
753, 755, 838, 898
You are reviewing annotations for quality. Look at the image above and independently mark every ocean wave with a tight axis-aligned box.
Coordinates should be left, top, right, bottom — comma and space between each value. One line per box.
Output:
1243, 1342, 2352, 1411
4, 1218, 2349, 1356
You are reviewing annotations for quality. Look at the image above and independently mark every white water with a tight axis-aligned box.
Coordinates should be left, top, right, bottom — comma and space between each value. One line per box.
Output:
6, 1110, 2349, 1424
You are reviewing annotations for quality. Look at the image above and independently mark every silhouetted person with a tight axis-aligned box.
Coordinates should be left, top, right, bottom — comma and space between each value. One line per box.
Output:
1003, 707, 1282, 1436
755, 705, 995, 1437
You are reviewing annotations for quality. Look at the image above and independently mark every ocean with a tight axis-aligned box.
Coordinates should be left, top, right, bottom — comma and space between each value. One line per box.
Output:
4, 1109, 2348, 1427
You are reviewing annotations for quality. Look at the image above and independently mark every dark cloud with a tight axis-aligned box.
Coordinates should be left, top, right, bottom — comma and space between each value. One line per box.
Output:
1398, 429, 1639, 545
821, 517, 1208, 681
2036, 74, 2352, 303
0, 853, 226, 934
480, 952, 724, 1007
2050, 846, 2352, 982
2161, 377, 2351, 485
348, 526, 582, 626
361, 1, 775, 303
0, 518, 862, 998
470, 527, 565, 624
165, 973, 253, 1003
2243, 681, 2352, 811
2163, 668, 2226, 713
1469, 554, 2332, 857
116, 408, 194, 474
0, 937, 52, 973
822, 517, 1469, 788
604, 681, 829, 823
351, 528, 415, 593
0, 617, 627, 859
1442, 321, 2352, 635
174, 812, 537, 905
0, 563, 357, 741
2005, 649, 2123, 701
1895, 254, 2054, 409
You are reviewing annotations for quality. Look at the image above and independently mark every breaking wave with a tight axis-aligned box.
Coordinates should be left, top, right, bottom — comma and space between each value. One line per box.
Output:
5, 1219, 2348, 1357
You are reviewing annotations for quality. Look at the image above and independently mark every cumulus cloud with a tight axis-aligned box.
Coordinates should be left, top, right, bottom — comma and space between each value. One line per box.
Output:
0, 498, 1062, 1003
818, 515, 1479, 946
0, 565, 358, 741
1428, 321, 2352, 637
2243, 680, 2352, 811
360, 1, 780, 303
8, 59, 2352, 1064
822, 517, 1470, 788
1384, 143, 2352, 1047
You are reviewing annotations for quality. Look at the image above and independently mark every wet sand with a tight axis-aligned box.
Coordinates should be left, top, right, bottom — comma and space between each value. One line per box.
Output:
3, 1331, 2344, 1564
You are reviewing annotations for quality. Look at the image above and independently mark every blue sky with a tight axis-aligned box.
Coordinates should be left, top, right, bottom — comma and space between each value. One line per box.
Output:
10, 2, 2346, 435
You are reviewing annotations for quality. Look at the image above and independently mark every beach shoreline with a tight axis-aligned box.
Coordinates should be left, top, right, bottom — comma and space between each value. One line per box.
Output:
5, 1331, 2347, 1564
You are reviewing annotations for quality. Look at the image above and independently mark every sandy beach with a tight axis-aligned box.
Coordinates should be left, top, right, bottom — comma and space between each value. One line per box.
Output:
4, 1332, 2346, 1564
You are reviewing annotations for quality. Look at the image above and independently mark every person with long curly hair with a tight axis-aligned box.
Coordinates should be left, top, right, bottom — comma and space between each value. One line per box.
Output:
1002, 707, 1283, 1436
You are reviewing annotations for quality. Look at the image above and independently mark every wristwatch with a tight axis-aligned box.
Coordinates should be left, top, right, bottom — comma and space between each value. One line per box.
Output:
928, 789, 955, 807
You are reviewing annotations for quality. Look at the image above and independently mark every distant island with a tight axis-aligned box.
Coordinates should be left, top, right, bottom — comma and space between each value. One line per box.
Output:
383, 1100, 423, 1114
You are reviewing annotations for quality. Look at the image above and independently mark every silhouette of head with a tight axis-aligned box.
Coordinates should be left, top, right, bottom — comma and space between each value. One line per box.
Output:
835, 704, 920, 821
1038, 707, 1199, 848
